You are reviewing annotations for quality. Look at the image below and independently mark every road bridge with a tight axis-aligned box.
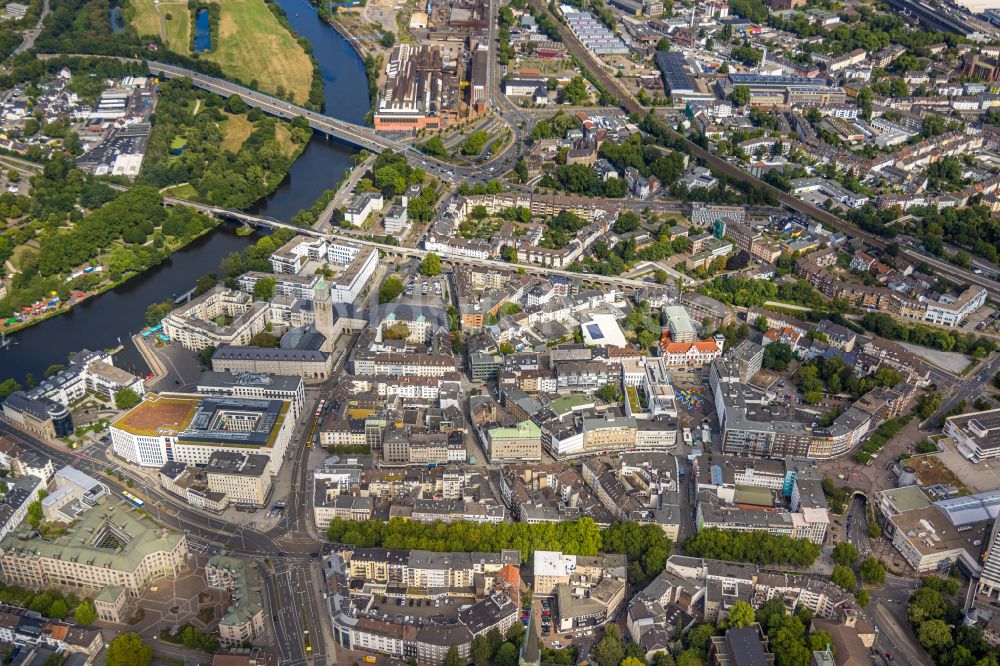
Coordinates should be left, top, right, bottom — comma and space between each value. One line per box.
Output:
146, 61, 511, 186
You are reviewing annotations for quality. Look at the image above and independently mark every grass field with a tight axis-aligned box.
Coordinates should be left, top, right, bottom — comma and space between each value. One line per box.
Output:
127, 0, 190, 54
161, 3, 191, 55
274, 124, 299, 157
220, 112, 254, 153
161, 183, 198, 199
202, 0, 312, 104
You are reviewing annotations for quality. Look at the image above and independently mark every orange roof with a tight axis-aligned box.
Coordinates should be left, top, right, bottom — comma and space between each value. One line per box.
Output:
662, 340, 720, 354
45, 624, 68, 641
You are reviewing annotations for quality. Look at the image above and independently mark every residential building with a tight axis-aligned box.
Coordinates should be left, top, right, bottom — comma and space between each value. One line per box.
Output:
207, 555, 265, 646
162, 287, 270, 352
345, 192, 385, 226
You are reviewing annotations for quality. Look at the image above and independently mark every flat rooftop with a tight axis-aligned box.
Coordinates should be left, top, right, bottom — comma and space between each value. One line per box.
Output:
112, 394, 199, 437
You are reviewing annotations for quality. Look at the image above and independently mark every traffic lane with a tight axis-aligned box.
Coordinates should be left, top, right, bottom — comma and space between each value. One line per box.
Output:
872, 602, 929, 665
0, 422, 312, 555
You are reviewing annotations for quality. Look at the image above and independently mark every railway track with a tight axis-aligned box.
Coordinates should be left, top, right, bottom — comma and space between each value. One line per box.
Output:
527, 0, 1000, 299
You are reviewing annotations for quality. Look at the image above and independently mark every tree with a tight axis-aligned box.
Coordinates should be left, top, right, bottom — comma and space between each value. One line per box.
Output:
831, 565, 857, 591
420, 137, 448, 158
145, 300, 174, 326
762, 342, 793, 371
0, 378, 22, 399
380, 30, 396, 48
199, 345, 216, 367
855, 588, 870, 607
106, 633, 153, 666
252, 277, 276, 301
225, 95, 249, 114
114, 388, 142, 410
379, 276, 405, 303
730, 84, 751, 107
248, 332, 280, 348
652, 653, 676, 666
383, 322, 411, 340
74, 599, 97, 626
657, 37, 671, 50
831, 542, 858, 567
594, 625, 624, 666
420, 253, 442, 276
918, 619, 954, 653
45, 364, 67, 378
727, 600, 755, 629
859, 557, 886, 586
48, 599, 68, 619
462, 131, 490, 156
753, 315, 768, 332
443, 646, 462, 666
622, 659, 646, 666
471, 635, 492, 665
495, 642, 519, 666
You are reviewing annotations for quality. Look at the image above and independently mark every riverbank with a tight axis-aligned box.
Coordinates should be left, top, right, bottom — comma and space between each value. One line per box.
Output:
2, 0, 370, 384
0, 218, 221, 336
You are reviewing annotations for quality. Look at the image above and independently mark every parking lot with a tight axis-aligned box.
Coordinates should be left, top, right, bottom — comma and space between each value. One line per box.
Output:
533, 595, 596, 652
356, 594, 470, 628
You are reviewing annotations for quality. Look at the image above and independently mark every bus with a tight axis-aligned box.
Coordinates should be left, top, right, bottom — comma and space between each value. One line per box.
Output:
121, 490, 145, 508
303, 630, 312, 654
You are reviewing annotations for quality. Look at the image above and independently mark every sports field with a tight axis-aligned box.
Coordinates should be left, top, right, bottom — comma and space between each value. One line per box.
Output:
202, 0, 313, 104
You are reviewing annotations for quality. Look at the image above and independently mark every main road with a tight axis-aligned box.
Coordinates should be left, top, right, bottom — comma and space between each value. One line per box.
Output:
0, 414, 331, 665
146, 61, 521, 187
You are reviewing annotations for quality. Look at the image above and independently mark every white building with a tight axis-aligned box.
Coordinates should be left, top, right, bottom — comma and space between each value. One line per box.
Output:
109, 393, 293, 473
345, 192, 384, 226
269, 236, 328, 274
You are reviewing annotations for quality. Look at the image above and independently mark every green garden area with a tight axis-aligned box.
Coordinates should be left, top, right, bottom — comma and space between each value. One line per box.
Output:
140, 82, 310, 208
0, 156, 217, 325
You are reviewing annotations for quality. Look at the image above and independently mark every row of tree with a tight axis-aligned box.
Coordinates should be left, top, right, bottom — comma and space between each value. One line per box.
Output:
325, 517, 675, 573
861, 312, 996, 358
682, 529, 820, 566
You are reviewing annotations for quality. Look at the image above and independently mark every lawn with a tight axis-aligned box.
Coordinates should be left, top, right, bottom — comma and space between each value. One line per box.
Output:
202, 0, 313, 104
161, 183, 198, 199
161, 3, 192, 55
127, 0, 163, 39
220, 112, 254, 153
275, 124, 299, 158
127, 0, 190, 54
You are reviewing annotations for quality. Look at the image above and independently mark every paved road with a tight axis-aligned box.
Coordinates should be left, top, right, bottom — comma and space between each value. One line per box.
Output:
872, 601, 930, 665
925, 351, 1000, 428
846, 494, 873, 558
14, 0, 50, 55
0, 414, 334, 664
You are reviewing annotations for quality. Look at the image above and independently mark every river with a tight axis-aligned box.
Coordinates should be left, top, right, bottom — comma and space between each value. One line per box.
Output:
1, 0, 371, 383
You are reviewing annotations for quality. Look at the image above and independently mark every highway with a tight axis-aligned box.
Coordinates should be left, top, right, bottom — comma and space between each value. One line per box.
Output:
146, 61, 523, 187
